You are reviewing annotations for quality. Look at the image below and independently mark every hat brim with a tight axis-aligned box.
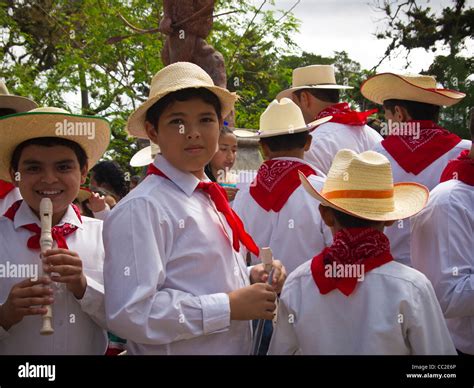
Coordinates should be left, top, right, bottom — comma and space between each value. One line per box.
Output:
0, 112, 111, 182
127, 86, 238, 139
299, 172, 429, 221
130, 145, 156, 167
276, 84, 354, 101
76, 187, 93, 203
233, 115, 332, 139
360, 73, 465, 107
0, 95, 38, 113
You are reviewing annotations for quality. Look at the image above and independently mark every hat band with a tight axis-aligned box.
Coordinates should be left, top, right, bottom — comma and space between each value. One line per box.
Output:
323, 189, 394, 200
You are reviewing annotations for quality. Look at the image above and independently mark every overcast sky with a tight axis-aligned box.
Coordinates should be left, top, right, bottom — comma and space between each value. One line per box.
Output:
251, 0, 473, 74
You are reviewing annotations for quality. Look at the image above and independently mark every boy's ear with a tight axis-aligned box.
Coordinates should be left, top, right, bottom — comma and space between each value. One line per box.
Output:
304, 133, 312, 151
259, 140, 270, 160
395, 105, 411, 121
80, 164, 88, 185
9, 168, 18, 187
145, 121, 159, 144
319, 204, 335, 227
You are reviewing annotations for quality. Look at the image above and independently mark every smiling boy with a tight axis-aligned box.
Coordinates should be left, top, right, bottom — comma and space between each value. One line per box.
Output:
103, 62, 286, 355
0, 107, 110, 354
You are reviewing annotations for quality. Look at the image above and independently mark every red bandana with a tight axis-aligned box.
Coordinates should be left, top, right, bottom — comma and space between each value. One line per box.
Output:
0, 180, 15, 199
382, 120, 461, 175
316, 102, 377, 126
3, 200, 82, 250
147, 164, 259, 256
250, 160, 316, 212
311, 228, 393, 296
440, 150, 474, 186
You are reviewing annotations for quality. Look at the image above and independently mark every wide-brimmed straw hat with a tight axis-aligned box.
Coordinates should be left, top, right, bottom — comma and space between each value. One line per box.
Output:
233, 98, 332, 139
130, 141, 161, 167
0, 81, 38, 113
299, 149, 429, 221
76, 186, 93, 203
0, 107, 111, 182
276, 65, 353, 101
360, 73, 465, 107
127, 62, 238, 139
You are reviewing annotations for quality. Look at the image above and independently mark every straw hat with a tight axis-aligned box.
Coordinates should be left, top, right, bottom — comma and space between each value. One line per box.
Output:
299, 149, 429, 221
361, 73, 465, 107
76, 186, 93, 203
130, 141, 161, 167
233, 98, 332, 139
276, 65, 353, 101
127, 62, 238, 139
0, 81, 38, 113
0, 107, 111, 182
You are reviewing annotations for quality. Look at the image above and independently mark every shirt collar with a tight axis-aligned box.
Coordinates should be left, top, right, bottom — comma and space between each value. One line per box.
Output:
13, 200, 83, 230
153, 155, 209, 197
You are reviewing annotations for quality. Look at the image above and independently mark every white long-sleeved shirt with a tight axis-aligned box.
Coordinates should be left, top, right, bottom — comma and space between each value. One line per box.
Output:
305, 122, 383, 175
0, 201, 107, 355
373, 139, 471, 266
233, 157, 332, 274
411, 179, 474, 354
103, 155, 252, 355
268, 259, 456, 355
0, 187, 22, 216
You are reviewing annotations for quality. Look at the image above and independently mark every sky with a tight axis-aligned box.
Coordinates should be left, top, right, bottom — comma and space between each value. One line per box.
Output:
251, 0, 474, 74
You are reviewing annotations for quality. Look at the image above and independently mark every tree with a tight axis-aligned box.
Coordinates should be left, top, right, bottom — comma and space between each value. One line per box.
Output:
374, 0, 473, 138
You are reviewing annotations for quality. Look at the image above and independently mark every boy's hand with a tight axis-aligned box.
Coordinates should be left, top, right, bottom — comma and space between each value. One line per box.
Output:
86, 192, 108, 212
249, 260, 287, 294
228, 283, 276, 321
43, 249, 87, 299
0, 277, 53, 331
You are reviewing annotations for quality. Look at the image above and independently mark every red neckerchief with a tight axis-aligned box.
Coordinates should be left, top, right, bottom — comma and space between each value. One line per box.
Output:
0, 180, 15, 199
147, 164, 259, 256
316, 102, 377, 126
382, 120, 461, 175
3, 200, 82, 250
440, 150, 474, 186
249, 159, 316, 212
311, 227, 393, 296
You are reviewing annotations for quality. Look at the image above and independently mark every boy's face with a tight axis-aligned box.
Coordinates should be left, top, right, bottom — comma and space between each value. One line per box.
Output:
10, 145, 87, 218
146, 98, 222, 178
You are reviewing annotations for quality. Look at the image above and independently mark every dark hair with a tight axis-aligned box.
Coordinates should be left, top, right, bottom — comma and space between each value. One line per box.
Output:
204, 125, 236, 182
331, 208, 382, 229
145, 88, 222, 130
11, 137, 88, 172
0, 108, 17, 117
259, 131, 310, 152
469, 108, 474, 140
130, 175, 141, 185
383, 99, 440, 122
91, 161, 128, 199
294, 88, 340, 104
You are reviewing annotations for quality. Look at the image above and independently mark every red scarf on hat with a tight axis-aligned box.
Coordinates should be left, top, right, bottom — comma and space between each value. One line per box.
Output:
249, 159, 316, 212
316, 102, 377, 126
0, 180, 15, 199
147, 164, 259, 256
311, 228, 393, 296
382, 120, 461, 175
440, 150, 474, 186
3, 200, 81, 250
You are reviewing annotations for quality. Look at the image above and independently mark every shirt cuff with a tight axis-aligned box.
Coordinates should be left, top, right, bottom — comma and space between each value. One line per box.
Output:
76, 275, 103, 313
199, 293, 231, 335
93, 206, 110, 221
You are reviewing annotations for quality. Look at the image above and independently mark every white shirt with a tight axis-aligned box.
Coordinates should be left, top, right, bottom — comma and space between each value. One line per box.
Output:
305, 122, 383, 175
103, 155, 252, 355
0, 187, 22, 216
268, 260, 456, 355
373, 139, 471, 266
0, 201, 107, 355
411, 179, 474, 354
233, 157, 332, 274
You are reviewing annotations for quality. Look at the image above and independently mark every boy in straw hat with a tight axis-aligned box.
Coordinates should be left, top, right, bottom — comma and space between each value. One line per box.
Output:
0, 80, 38, 216
233, 98, 332, 274
411, 109, 474, 355
361, 73, 471, 267
0, 107, 111, 354
268, 149, 456, 355
276, 65, 382, 175
103, 61, 286, 355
